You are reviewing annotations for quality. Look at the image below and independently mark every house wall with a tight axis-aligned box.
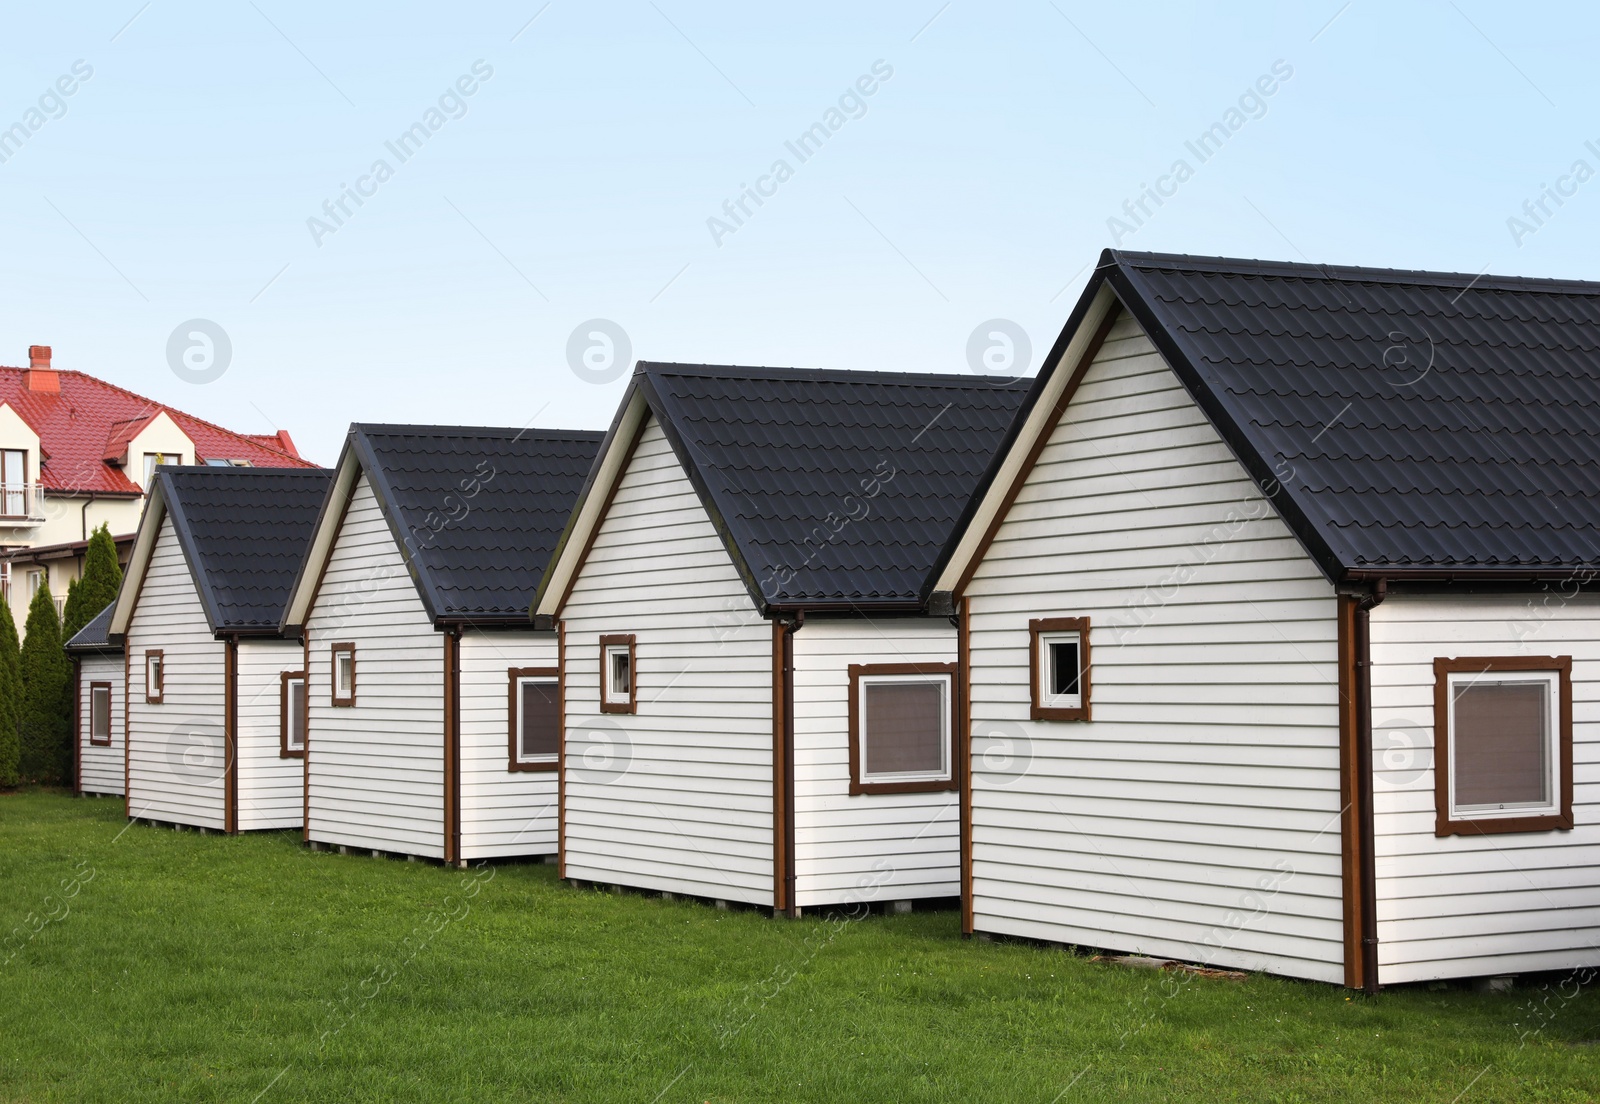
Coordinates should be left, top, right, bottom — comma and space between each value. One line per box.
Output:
124, 514, 227, 829
76, 652, 125, 797
304, 473, 445, 858
963, 310, 1346, 983
460, 627, 559, 860
561, 417, 775, 906
1369, 592, 1600, 984
235, 638, 307, 832
791, 618, 960, 908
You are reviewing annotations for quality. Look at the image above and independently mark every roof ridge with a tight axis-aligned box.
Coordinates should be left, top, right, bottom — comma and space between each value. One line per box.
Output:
639, 361, 1034, 388
1111, 249, 1600, 297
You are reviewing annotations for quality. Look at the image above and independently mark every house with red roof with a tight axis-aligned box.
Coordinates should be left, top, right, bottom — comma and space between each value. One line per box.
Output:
0, 345, 314, 635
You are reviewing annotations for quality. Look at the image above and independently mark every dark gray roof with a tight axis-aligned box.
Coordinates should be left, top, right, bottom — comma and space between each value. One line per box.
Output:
637, 363, 1030, 610
1043, 250, 1600, 581
159, 467, 335, 632
65, 603, 117, 653
349, 425, 603, 622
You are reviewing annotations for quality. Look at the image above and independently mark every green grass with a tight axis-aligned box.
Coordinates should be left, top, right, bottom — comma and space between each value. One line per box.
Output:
1, 791, 1596, 1103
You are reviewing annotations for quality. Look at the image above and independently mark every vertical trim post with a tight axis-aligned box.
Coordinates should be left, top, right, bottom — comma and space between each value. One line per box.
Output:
224, 636, 239, 835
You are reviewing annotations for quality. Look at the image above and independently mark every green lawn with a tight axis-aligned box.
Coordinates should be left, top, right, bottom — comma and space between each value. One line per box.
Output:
1, 792, 1596, 1103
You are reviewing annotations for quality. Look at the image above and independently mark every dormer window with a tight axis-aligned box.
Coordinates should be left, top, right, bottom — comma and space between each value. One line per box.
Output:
143, 452, 183, 487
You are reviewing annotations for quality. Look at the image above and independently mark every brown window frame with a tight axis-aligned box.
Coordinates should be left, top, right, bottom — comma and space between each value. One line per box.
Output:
847, 662, 959, 796
330, 643, 356, 707
508, 666, 560, 772
280, 670, 307, 758
88, 681, 112, 745
599, 634, 637, 714
1433, 655, 1573, 837
144, 649, 164, 705
1030, 616, 1091, 721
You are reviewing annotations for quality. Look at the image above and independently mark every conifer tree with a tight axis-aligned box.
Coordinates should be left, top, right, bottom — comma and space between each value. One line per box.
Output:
19, 583, 71, 784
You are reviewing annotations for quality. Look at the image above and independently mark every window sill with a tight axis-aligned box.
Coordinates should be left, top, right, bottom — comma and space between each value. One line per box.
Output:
850, 777, 957, 796
1031, 704, 1089, 722
1435, 811, 1572, 837
508, 759, 559, 773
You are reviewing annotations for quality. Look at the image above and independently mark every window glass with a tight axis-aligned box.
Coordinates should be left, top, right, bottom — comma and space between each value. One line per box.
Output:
1049, 639, 1080, 697
863, 679, 946, 778
1453, 679, 1550, 809
146, 653, 162, 699
334, 651, 354, 698
1, 449, 25, 516
90, 685, 111, 742
519, 679, 559, 760
608, 647, 631, 697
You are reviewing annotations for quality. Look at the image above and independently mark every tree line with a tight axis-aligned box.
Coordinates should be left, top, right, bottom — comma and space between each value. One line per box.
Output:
0, 524, 122, 787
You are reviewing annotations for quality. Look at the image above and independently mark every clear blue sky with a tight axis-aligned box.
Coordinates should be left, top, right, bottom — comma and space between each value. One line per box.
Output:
1, 1, 1594, 465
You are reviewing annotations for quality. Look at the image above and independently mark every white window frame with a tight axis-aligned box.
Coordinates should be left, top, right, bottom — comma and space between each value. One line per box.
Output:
145, 651, 164, 704
0, 448, 27, 517
89, 683, 112, 745
515, 675, 559, 765
1037, 630, 1084, 712
1446, 668, 1562, 822
856, 672, 953, 786
603, 642, 632, 708
143, 451, 183, 488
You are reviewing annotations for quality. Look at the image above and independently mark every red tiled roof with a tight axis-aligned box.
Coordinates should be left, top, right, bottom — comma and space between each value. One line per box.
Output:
0, 367, 315, 495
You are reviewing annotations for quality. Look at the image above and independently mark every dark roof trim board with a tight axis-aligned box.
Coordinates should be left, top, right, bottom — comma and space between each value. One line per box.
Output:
535, 362, 1031, 622
935, 248, 1600, 595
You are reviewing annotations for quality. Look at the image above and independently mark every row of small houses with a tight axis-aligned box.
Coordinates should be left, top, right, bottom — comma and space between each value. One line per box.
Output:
67, 251, 1600, 993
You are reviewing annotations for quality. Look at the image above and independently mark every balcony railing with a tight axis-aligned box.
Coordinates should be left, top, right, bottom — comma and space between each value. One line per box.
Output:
0, 483, 49, 525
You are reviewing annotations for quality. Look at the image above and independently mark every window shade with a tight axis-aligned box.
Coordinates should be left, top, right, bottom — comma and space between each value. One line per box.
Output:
864, 681, 944, 776
521, 681, 559, 759
1454, 682, 1548, 806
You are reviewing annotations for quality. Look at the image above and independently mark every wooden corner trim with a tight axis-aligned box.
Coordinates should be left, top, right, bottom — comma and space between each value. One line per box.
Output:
598, 633, 637, 714
846, 661, 960, 796
329, 642, 355, 707
279, 670, 307, 759
1028, 616, 1091, 722
1432, 655, 1573, 837
224, 638, 239, 835
557, 620, 567, 878
507, 665, 560, 773
1336, 595, 1363, 989
958, 600, 974, 935
772, 619, 788, 913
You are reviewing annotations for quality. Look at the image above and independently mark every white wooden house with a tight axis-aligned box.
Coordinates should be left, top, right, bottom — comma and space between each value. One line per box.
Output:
67, 604, 124, 798
108, 467, 332, 831
533, 364, 1027, 914
931, 249, 1600, 989
279, 425, 602, 864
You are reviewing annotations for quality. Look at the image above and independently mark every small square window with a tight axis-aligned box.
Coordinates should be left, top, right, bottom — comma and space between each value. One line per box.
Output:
1435, 657, 1572, 836
599, 634, 636, 714
144, 651, 164, 704
89, 683, 112, 745
281, 672, 307, 756
848, 663, 957, 795
1030, 617, 1090, 721
509, 668, 559, 770
331, 644, 355, 707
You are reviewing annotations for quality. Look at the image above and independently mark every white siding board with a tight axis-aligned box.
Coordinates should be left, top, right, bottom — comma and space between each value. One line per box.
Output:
1370, 592, 1600, 983
964, 311, 1345, 984
235, 638, 306, 831
459, 628, 558, 860
76, 653, 125, 797
561, 419, 775, 905
124, 516, 227, 830
304, 474, 445, 858
791, 618, 960, 908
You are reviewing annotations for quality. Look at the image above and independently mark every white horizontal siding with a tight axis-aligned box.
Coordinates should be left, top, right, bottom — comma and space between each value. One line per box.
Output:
235, 638, 305, 831
1370, 592, 1600, 983
124, 515, 227, 830
561, 417, 775, 905
305, 473, 444, 858
965, 310, 1344, 983
76, 653, 124, 797
792, 618, 958, 907
460, 628, 558, 860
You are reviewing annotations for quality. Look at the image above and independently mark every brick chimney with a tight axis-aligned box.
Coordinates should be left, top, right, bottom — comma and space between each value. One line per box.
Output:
25, 346, 58, 394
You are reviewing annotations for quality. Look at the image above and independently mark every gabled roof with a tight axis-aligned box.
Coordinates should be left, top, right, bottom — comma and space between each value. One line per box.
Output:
0, 366, 312, 495
935, 249, 1600, 592
110, 466, 334, 638
536, 363, 1030, 618
283, 425, 604, 629
65, 603, 117, 653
